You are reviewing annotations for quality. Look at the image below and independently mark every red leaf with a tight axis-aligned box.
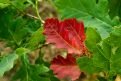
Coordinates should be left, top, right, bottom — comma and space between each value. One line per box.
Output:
50, 54, 81, 80
44, 18, 86, 55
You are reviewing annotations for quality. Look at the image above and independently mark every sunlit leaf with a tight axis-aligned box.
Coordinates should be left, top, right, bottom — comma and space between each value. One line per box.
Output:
0, 54, 18, 77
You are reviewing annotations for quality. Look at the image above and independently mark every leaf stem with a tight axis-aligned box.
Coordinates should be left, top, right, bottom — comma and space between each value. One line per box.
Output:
35, 0, 45, 24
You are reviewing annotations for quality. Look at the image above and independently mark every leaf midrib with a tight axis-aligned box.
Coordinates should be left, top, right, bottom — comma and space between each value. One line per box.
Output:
48, 23, 82, 53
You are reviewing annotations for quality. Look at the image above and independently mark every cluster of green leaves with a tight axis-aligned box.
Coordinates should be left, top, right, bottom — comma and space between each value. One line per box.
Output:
0, 0, 41, 46
55, 0, 120, 38
12, 48, 59, 81
77, 27, 121, 81
0, 0, 57, 81
55, 0, 121, 80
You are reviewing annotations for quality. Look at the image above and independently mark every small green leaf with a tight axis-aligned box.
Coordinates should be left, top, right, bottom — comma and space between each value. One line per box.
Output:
92, 45, 110, 71
26, 27, 45, 50
102, 39, 111, 60
0, 3, 9, 8
16, 47, 29, 56
30, 64, 49, 74
0, 0, 10, 8
39, 64, 49, 73
85, 27, 101, 52
77, 56, 101, 74
110, 27, 121, 47
0, 54, 18, 77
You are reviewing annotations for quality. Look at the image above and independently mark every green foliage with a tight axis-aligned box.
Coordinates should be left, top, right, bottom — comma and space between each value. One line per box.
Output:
110, 27, 121, 47
12, 54, 59, 81
0, 0, 10, 8
0, 7, 41, 46
0, 54, 18, 77
15, 47, 29, 56
0, 0, 47, 80
108, 0, 121, 19
26, 27, 45, 50
11, 0, 31, 10
55, 0, 118, 38
12, 64, 50, 81
77, 56, 102, 74
77, 27, 121, 80
85, 27, 101, 52
55, 0, 114, 38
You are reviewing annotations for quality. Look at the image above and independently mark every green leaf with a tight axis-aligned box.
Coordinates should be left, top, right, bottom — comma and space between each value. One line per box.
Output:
39, 64, 49, 73
102, 39, 111, 60
92, 45, 110, 71
77, 56, 101, 74
86, 28, 102, 43
11, 17, 41, 46
85, 27, 101, 52
16, 47, 29, 56
12, 50, 54, 81
110, 46, 121, 75
0, 54, 18, 77
110, 27, 121, 47
0, 0, 10, 8
11, 0, 30, 10
85, 28, 110, 71
77, 38, 110, 74
26, 27, 45, 50
0, 8, 14, 40
0, 3, 9, 8
55, 0, 115, 38
30, 64, 49, 74
12, 65, 27, 81
14, 64, 50, 81
108, 0, 121, 18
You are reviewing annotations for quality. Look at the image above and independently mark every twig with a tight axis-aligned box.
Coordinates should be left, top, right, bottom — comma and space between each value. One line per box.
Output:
26, 14, 39, 20
35, 0, 45, 23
